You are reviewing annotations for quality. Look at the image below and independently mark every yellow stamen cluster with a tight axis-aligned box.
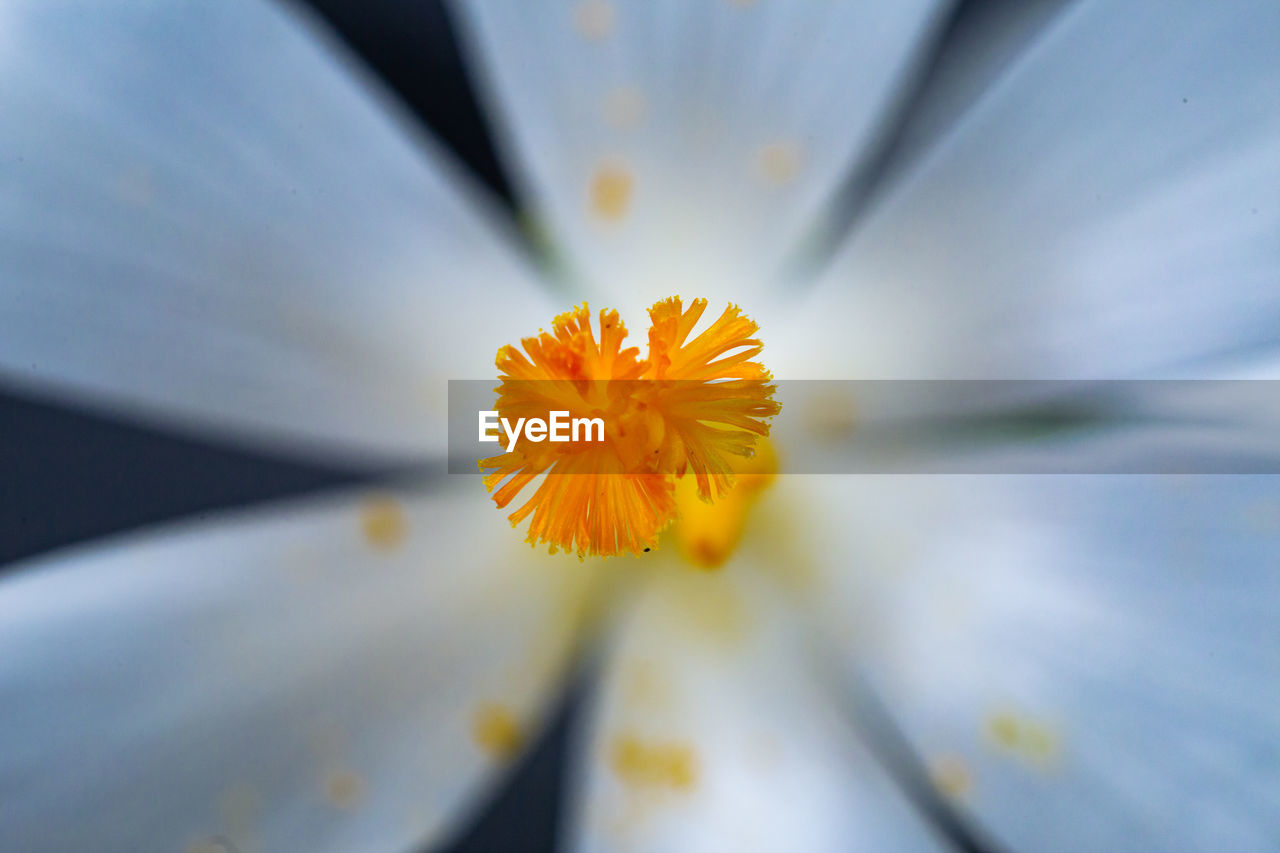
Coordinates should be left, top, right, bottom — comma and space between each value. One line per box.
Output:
673, 437, 777, 570
480, 298, 780, 558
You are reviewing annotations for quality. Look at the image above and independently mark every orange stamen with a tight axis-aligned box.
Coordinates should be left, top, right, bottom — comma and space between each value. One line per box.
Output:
479, 299, 780, 558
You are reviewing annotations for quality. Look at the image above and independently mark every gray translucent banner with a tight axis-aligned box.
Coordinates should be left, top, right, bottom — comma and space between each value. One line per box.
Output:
447, 380, 1280, 474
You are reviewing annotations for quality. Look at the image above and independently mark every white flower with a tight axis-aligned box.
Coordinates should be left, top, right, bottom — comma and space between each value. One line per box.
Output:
1, 2, 1278, 853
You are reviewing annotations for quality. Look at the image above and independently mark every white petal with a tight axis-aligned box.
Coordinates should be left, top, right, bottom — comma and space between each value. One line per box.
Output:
0, 0, 553, 462
776, 0, 1280, 380
566, 563, 948, 853
452, 0, 948, 321
790, 473, 1280, 853
865, 0, 1073, 193
0, 484, 593, 853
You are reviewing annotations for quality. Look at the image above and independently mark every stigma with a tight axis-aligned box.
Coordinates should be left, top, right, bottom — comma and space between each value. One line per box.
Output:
480, 298, 780, 559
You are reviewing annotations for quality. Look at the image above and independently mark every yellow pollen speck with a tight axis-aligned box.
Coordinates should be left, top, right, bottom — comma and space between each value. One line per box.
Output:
573, 1, 615, 39
602, 87, 647, 130
361, 495, 407, 550
610, 734, 698, 790
930, 755, 972, 798
984, 710, 1061, 769
754, 142, 803, 185
590, 165, 634, 221
325, 770, 366, 810
471, 703, 525, 761
1021, 721, 1060, 763
987, 712, 1020, 748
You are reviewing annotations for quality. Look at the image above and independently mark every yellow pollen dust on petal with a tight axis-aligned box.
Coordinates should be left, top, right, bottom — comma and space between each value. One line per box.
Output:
324, 770, 366, 810
987, 711, 1019, 748
930, 755, 973, 799
590, 163, 634, 221
754, 141, 803, 185
573, 0, 615, 40
360, 495, 407, 550
984, 710, 1061, 769
479, 299, 780, 560
610, 733, 698, 790
471, 702, 526, 762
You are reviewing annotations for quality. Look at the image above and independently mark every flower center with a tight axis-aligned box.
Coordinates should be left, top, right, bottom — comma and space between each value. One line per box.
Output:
480, 298, 780, 559
672, 436, 777, 570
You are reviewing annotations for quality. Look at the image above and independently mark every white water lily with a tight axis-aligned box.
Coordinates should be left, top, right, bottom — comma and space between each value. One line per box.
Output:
1, 2, 1278, 853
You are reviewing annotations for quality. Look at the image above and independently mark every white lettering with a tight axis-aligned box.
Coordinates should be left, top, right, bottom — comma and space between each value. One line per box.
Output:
573, 416, 605, 442
549, 410, 570, 441
481, 411, 608, 454
479, 411, 500, 443
500, 416, 526, 453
